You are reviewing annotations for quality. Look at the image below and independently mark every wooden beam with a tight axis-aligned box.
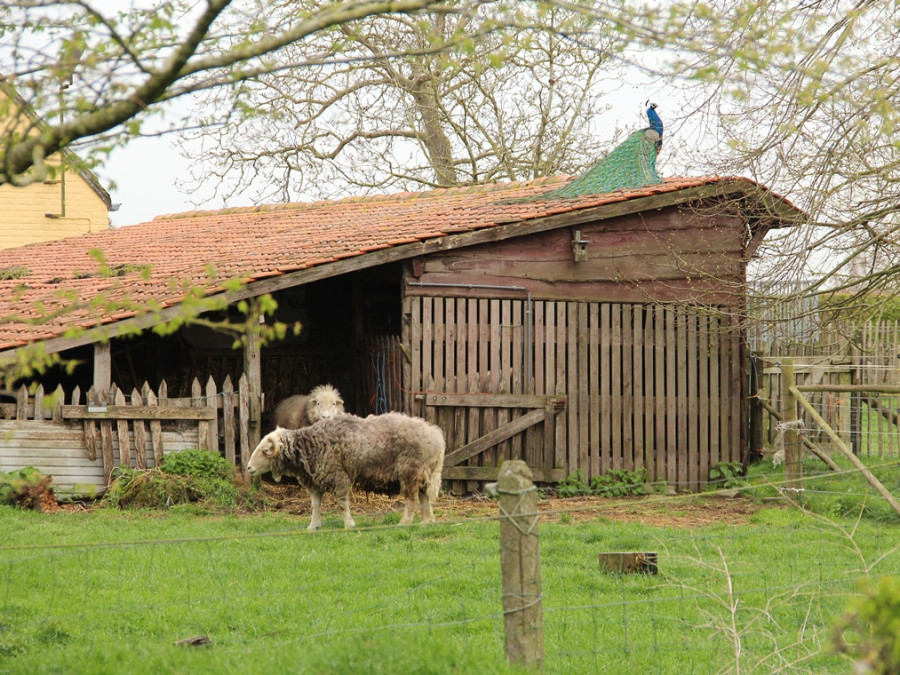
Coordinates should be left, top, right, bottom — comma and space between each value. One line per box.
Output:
93, 342, 111, 393
797, 384, 900, 393
420, 393, 563, 409
441, 466, 568, 482
62, 405, 216, 421
444, 408, 546, 467
790, 385, 900, 517
244, 309, 263, 450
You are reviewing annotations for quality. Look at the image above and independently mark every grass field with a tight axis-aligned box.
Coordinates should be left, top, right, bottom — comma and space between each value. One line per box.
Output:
1, 455, 899, 674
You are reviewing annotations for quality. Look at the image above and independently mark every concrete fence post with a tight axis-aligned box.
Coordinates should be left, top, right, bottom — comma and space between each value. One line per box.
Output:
498, 460, 544, 669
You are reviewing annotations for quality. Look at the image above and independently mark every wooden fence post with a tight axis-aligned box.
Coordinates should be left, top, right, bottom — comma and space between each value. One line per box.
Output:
781, 359, 803, 494
498, 460, 544, 670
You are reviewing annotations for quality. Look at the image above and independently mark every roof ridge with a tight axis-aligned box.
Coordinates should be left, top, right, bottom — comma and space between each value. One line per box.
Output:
153, 174, 574, 222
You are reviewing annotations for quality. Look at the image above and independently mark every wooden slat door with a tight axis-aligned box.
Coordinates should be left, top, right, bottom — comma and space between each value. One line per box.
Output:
403, 295, 743, 491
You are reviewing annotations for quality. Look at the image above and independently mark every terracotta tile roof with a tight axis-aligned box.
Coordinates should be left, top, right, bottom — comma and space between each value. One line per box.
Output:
0, 175, 799, 354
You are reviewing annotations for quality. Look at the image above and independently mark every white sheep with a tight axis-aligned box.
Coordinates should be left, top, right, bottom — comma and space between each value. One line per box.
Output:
248, 412, 445, 529
271, 384, 345, 430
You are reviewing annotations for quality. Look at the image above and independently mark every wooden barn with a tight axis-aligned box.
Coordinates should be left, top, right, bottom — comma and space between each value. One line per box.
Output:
0, 144, 803, 494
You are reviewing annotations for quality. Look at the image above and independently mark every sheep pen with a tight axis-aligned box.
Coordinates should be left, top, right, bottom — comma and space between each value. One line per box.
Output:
271, 384, 345, 430
248, 412, 445, 529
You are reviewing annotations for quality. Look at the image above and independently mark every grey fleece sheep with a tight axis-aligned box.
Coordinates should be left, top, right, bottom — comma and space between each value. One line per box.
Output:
248, 412, 445, 529
271, 384, 344, 430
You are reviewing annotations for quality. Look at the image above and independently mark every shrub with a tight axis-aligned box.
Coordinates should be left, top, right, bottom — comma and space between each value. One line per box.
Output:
557, 467, 650, 498
590, 468, 649, 496
708, 461, 748, 490
831, 576, 900, 674
159, 449, 234, 480
104, 450, 255, 511
0, 466, 54, 510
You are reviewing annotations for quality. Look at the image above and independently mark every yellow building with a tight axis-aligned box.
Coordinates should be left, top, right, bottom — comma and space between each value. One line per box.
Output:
1, 81, 111, 250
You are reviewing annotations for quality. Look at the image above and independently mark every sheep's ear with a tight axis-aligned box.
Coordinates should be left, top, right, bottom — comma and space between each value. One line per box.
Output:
337, 398, 344, 406
262, 438, 282, 458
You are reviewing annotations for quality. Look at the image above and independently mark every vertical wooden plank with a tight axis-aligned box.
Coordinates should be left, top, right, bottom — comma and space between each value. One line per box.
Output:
555, 302, 567, 471
93, 341, 111, 394
679, 308, 691, 490
243, 309, 262, 452
239, 373, 251, 480
534, 302, 545, 396
422, 297, 434, 421
654, 306, 666, 486
499, 299, 513, 462
15, 385, 27, 420
81, 386, 97, 461
466, 298, 481, 489
729, 314, 742, 464
439, 297, 454, 470
115, 387, 132, 471
98, 387, 115, 485
698, 313, 710, 489
543, 302, 557, 472
666, 308, 678, 488
206, 376, 219, 455
485, 299, 501, 470
512, 301, 524, 461
589, 303, 601, 481
222, 375, 236, 466
687, 311, 700, 489
566, 302, 579, 475
611, 304, 622, 471
720, 322, 732, 465
532, 301, 545, 472
709, 316, 721, 473
434, 296, 445, 393
190, 378, 208, 452
632, 305, 644, 472
33, 384, 45, 422
601, 303, 611, 474
403, 295, 417, 415
131, 388, 148, 469
782, 359, 802, 491
52, 384, 65, 423
147, 382, 164, 468
643, 307, 655, 482
456, 299, 472, 492
621, 304, 634, 472
434, 297, 446, 436
577, 302, 589, 478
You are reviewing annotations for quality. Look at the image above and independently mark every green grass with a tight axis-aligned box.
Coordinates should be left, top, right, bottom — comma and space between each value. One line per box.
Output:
2, 492, 899, 674
746, 443, 900, 524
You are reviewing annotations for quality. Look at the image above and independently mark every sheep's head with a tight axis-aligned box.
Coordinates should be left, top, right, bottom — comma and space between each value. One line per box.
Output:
248, 428, 286, 481
307, 384, 345, 422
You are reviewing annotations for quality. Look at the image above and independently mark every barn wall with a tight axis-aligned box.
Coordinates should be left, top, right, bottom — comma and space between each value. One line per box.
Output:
402, 296, 744, 492
409, 205, 747, 306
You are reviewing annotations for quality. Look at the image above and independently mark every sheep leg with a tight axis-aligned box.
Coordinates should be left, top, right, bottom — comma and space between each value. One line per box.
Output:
399, 487, 418, 525
336, 493, 356, 528
308, 489, 323, 531
419, 491, 435, 524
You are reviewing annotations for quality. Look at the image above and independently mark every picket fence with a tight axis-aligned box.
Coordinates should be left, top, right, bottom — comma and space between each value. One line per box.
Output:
0, 374, 254, 496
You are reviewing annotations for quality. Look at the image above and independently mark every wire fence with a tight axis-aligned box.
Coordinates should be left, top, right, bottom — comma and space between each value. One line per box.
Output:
3, 464, 899, 674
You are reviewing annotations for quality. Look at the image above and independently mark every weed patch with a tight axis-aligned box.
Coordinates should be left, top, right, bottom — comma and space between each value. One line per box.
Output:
103, 450, 258, 511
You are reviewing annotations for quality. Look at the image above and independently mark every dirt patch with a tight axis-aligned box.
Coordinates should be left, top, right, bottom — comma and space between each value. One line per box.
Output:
258, 482, 772, 528
50, 479, 774, 527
